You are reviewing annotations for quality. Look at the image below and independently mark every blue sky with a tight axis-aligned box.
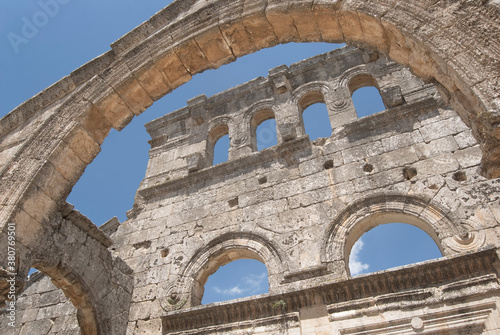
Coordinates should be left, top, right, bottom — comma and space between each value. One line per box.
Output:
2, 1, 442, 304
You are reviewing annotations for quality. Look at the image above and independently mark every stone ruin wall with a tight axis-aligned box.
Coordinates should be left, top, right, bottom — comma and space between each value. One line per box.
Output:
3, 45, 500, 334
0, 0, 500, 334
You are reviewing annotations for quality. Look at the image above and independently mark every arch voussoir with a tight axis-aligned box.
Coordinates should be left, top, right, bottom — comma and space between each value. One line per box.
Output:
1, 1, 499, 332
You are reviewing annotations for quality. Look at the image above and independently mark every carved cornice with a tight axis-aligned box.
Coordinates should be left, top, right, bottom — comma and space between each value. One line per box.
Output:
162, 249, 499, 334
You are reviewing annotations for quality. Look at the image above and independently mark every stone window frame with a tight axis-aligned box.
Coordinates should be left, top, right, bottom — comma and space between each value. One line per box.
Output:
293, 82, 332, 138
250, 108, 278, 151
321, 194, 483, 278
177, 232, 288, 306
206, 117, 232, 165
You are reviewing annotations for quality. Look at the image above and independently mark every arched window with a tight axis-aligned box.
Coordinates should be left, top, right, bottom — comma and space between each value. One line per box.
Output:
208, 124, 230, 165
299, 91, 332, 140
348, 74, 385, 118
352, 86, 385, 118
213, 135, 230, 165
348, 222, 442, 276
251, 109, 277, 151
202, 259, 269, 304
302, 103, 332, 140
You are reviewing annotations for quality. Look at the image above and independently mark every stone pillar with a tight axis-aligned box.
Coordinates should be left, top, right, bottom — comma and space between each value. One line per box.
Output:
228, 121, 253, 160
325, 86, 357, 127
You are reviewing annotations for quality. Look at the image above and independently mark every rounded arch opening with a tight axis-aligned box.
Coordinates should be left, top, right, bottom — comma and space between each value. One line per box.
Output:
322, 195, 461, 279
347, 73, 379, 95
208, 123, 230, 165
298, 90, 326, 111
192, 248, 268, 306
348, 74, 386, 118
344, 212, 445, 269
302, 102, 332, 140
200, 257, 269, 305
351, 86, 386, 118
15, 264, 99, 335
179, 233, 287, 307
348, 221, 442, 277
251, 109, 277, 151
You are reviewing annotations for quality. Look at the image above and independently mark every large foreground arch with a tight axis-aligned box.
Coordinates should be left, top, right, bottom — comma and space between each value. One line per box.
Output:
0, 0, 499, 331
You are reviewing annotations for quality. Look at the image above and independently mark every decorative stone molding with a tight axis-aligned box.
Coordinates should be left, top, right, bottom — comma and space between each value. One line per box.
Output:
161, 249, 499, 334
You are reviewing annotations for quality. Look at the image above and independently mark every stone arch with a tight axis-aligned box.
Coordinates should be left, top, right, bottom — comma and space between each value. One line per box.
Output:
1, 209, 133, 335
243, 100, 278, 149
292, 82, 331, 135
338, 65, 383, 98
179, 232, 287, 306
206, 117, 233, 164
343, 69, 387, 117
321, 194, 483, 278
342, 70, 381, 95
33, 264, 99, 335
1, 0, 500, 319
294, 82, 330, 112
250, 109, 277, 150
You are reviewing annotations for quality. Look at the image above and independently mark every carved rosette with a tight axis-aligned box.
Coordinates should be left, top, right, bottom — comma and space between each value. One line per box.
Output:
444, 218, 486, 252
158, 278, 192, 312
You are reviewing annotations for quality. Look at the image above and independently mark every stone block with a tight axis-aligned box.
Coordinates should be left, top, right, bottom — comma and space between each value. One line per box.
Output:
381, 131, 423, 152
195, 27, 235, 69
154, 49, 192, 89
174, 38, 212, 75
186, 153, 206, 173
380, 86, 404, 107
454, 130, 478, 149
220, 21, 257, 57
413, 153, 460, 179
414, 136, 458, 160
19, 319, 54, 335
287, 187, 332, 209
241, 13, 279, 50
454, 146, 482, 169
342, 141, 385, 164
419, 116, 470, 142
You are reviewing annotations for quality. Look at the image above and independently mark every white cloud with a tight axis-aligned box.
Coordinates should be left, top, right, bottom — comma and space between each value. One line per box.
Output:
349, 238, 370, 276
211, 271, 268, 297
213, 285, 244, 296
244, 272, 267, 293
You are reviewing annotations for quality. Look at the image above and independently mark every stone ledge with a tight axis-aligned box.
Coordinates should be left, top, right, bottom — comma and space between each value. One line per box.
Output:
63, 208, 112, 248
138, 136, 312, 200
161, 248, 499, 334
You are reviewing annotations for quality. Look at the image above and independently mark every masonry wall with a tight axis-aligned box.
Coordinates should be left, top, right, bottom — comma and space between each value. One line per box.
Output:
2, 46, 499, 334
111, 47, 499, 333
0, 1, 499, 334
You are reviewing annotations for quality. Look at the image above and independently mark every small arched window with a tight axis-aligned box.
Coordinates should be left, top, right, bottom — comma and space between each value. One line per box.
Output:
251, 109, 277, 151
202, 259, 269, 305
348, 222, 442, 276
208, 124, 230, 165
299, 91, 332, 140
348, 74, 385, 118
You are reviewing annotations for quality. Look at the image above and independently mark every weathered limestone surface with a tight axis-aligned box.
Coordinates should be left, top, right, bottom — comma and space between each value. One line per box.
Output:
98, 47, 500, 334
1, 0, 499, 334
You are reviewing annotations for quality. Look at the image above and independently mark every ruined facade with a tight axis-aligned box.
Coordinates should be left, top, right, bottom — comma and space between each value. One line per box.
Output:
1, 1, 500, 334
